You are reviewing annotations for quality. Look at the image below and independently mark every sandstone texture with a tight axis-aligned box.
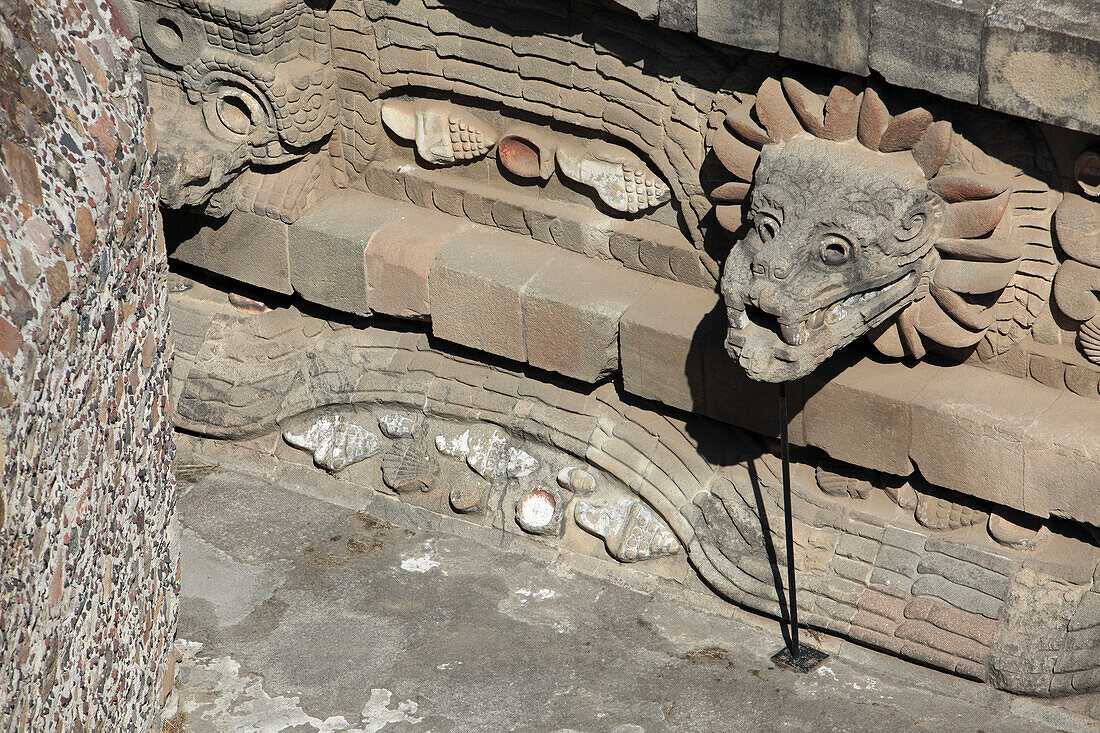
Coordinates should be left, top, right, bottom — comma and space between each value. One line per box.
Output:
0, 1, 176, 730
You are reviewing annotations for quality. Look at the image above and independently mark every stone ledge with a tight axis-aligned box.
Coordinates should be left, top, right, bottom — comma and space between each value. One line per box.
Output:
618, 0, 1100, 135
618, 279, 1100, 525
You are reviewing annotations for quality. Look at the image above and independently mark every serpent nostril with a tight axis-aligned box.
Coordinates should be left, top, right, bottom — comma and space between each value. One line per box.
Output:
772, 264, 789, 280
752, 262, 766, 275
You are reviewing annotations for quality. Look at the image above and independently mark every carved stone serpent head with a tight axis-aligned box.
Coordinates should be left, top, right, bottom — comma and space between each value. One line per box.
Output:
712, 79, 1027, 382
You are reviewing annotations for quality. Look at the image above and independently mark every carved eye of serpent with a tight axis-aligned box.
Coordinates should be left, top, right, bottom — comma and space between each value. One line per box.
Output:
756, 214, 780, 242
215, 89, 264, 137
820, 234, 852, 266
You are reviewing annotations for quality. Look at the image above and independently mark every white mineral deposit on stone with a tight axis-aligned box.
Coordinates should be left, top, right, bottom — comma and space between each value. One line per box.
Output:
516, 489, 558, 533
434, 429, 470, 458
574, 497, 679, 562
377, 412, 421, 439
400, 545, 442, 573
504, 446, 539, 478
464, 426, 540, 480
465, 426, 509, 477
284, 414, 382, 471
172, 640, 421, 732
515, 587, 557, 600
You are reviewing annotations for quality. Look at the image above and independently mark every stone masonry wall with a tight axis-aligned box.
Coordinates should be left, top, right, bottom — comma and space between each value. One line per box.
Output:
0, 1, 177, 730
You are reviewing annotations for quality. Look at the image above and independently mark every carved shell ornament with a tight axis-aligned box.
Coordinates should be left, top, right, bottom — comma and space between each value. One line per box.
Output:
381, 100, 495, 166
711, 78, 1057, 382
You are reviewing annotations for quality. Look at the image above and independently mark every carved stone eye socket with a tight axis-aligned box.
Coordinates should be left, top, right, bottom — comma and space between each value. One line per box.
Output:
217, 93, 257, 136
820, 234, 852, 265
205, 88, 267, 141
756, 214, 779, 242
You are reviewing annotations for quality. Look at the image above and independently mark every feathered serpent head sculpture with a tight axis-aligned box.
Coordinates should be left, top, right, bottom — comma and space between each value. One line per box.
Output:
711, 78, 1052, 382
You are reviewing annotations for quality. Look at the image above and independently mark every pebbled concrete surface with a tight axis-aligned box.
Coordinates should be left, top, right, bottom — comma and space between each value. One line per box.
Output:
167, 465, 1100, 732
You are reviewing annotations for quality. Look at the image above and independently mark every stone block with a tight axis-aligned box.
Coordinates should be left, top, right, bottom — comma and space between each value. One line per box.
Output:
696, 0, 780, 53
869, 0, 990, 104
522, 255, 655, 382
1024, 391, 1100, 526
780, 0, 870, 75
429, 226, 558, 362
909, 366, 1059, 514
658, 0, 696, 33
364, 211, 469, 320
610, 0, 659, 21
289, 191, 410, 315
803, 356, 938, 477
981, 0, 1100, 136
619, 278, 803, 441
701, 330, 803, 442
169, 209, 292, 295
619, 278, 716, 414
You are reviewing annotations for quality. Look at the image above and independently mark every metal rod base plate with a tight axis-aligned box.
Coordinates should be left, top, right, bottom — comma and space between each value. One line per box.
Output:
771, 645, 829, 674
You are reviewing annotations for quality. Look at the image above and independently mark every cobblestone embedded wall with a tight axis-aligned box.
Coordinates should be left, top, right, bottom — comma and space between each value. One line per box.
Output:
0, 1, 177, 730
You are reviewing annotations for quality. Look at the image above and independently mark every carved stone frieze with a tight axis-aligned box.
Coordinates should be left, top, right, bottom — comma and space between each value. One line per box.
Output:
137, 0, 1100, 697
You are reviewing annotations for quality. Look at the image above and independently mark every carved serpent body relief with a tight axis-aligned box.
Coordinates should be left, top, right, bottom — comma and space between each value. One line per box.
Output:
711, 79, 1059, 381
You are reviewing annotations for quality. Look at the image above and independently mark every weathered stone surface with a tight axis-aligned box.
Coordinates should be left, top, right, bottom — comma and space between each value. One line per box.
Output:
429, 227, 558, 362
910, 368, 1059, 513
870, 0, 990, 104
658, 0, 696, 33
982, 0, 1100, 136
289, 192, 410, 315
170, 210, 292, 295
365, 210, 468, 320
804, 358, 937, 476
1024, 392, 1100, 526
0, 1, 177, 729
522, 255, 654, 381
620, 278, 714, 414
696, 0, 780, 53
780, 0, 870, 75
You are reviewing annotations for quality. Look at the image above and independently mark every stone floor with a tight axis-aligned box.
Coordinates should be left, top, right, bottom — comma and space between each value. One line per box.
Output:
164, 458, 1100, 732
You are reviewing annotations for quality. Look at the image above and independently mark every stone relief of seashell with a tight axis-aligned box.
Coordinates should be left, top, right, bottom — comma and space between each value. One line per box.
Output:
381, 99, 495, 166
497, 131, 556, 180
381, 436, 439, 493
1078, 316, 1100, 366
574, 497, 680, 562
449, 473, 490, 514
555, 140, 670, 214
283, 414, 382, 472
515, 486, 563, 535
434, 424, 538, 481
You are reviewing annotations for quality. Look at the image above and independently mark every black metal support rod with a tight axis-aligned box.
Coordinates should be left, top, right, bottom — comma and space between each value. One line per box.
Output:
779, 382, 798, 656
